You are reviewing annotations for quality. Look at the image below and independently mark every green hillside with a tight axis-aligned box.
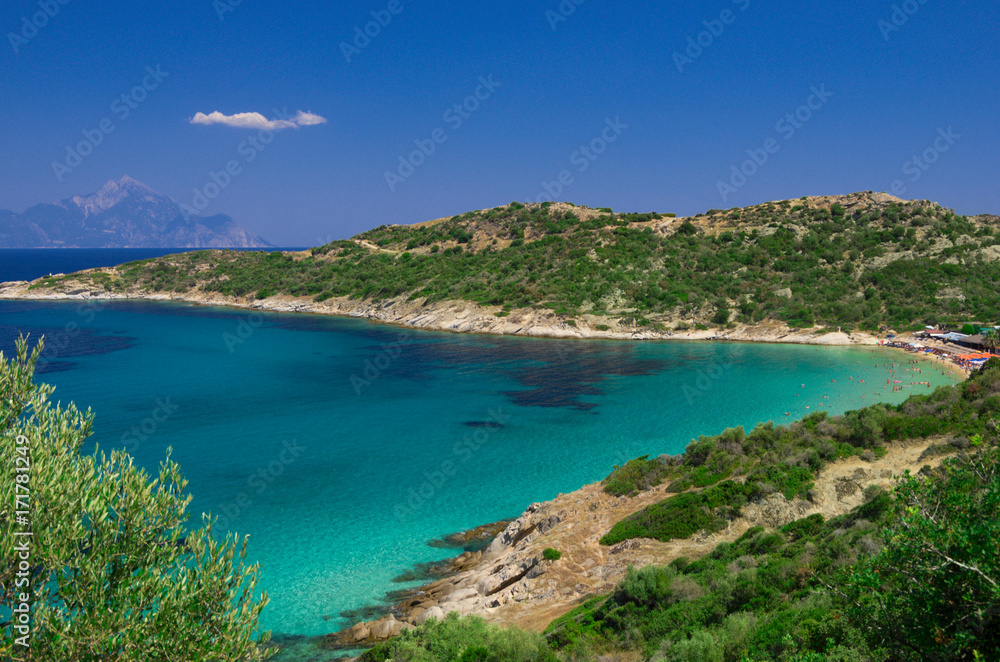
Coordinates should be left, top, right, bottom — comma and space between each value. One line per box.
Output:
26, 191, 1000, 332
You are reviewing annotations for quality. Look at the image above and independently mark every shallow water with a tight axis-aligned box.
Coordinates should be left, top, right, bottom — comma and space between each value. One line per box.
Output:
0, 300, 959, 656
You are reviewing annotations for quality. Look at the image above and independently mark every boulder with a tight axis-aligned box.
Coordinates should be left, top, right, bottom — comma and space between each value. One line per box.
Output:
370, 615, 398, 640
442, 587, 480, 603
415, 606, 446, 624
348, 622, 370, 643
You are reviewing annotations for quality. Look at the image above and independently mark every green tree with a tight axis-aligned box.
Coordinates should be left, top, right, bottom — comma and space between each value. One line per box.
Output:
982, 328, 999, 354
1, 338, 272, 661
844, 446, 1000, 661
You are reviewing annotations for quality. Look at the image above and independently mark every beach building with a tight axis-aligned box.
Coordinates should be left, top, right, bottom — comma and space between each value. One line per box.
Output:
955, 334, 987, 351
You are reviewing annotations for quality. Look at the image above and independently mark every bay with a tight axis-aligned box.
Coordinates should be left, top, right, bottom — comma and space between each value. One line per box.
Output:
0, 299, 959, 658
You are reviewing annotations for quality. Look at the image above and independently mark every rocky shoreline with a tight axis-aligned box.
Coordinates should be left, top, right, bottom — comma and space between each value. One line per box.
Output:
0, 278, 880, 347
323, 436, 958, 650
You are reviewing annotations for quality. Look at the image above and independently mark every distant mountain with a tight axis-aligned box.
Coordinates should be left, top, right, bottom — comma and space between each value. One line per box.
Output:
0, 176, 274, 248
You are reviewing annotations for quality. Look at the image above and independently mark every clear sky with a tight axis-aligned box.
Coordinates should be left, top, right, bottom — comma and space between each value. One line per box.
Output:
1, 0, 997, 246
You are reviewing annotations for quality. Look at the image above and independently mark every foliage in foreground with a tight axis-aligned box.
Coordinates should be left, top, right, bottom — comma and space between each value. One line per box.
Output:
845, 440, 1000, 660
359, 612, 556, 662
0, 338, 272, 661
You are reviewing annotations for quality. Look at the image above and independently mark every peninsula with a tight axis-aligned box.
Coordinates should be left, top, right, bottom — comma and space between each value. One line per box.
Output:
2, 191, 997, 347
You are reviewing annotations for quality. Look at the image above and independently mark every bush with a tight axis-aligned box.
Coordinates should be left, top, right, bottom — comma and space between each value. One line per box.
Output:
543, 548, 562, 561
655, 630, 724, 662
361, 613, 557, 662
603, 455, 670, 497
600, 489, 736, 545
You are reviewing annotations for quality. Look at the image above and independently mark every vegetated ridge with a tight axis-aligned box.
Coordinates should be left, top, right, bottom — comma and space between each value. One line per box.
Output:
3, 191, 999, 338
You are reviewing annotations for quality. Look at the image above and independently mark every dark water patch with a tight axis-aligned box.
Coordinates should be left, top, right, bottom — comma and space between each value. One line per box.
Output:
337, 603, 395, 622
504, 384, 602, 410
96, 301, 262, 322
0, 323, 134, 374
462, 420, 504, 429
398, 337, 669, 411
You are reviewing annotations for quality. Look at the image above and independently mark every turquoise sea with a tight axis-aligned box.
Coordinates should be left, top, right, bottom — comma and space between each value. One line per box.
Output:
0, 299, 960, 658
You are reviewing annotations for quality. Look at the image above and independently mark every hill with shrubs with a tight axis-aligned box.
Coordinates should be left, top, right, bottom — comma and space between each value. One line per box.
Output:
17, 191, 1000, 333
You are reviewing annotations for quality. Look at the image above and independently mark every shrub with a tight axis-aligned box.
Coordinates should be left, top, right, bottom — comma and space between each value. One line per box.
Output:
603, 455, 670, 497
600, 489, 738, 545
361, 613, 556, 662
543, 548, 562, 561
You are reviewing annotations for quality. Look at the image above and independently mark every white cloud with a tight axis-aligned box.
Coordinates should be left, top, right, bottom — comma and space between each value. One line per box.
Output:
292, 110, 327, 126
189, 110, 328, 130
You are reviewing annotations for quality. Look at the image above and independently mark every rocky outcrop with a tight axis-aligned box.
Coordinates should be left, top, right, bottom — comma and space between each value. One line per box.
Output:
428, 519, 514, 551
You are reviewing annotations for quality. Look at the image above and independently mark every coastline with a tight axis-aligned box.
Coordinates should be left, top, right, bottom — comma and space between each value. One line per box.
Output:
0, 278, 881, 347
325, 435, 962, 649
2, 276, 971, 656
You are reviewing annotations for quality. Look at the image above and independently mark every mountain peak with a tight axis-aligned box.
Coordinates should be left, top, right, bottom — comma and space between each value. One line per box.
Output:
69, 176, 158, 217
114, 175, 156, 193
2, 176, 274, 248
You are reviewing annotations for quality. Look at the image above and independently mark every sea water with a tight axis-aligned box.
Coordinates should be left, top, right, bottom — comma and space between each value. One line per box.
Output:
0, 299, 959, 657
0, 247, 304, 283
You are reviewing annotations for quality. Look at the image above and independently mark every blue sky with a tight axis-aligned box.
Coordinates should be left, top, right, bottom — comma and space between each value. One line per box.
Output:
1, 0, 997, 245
